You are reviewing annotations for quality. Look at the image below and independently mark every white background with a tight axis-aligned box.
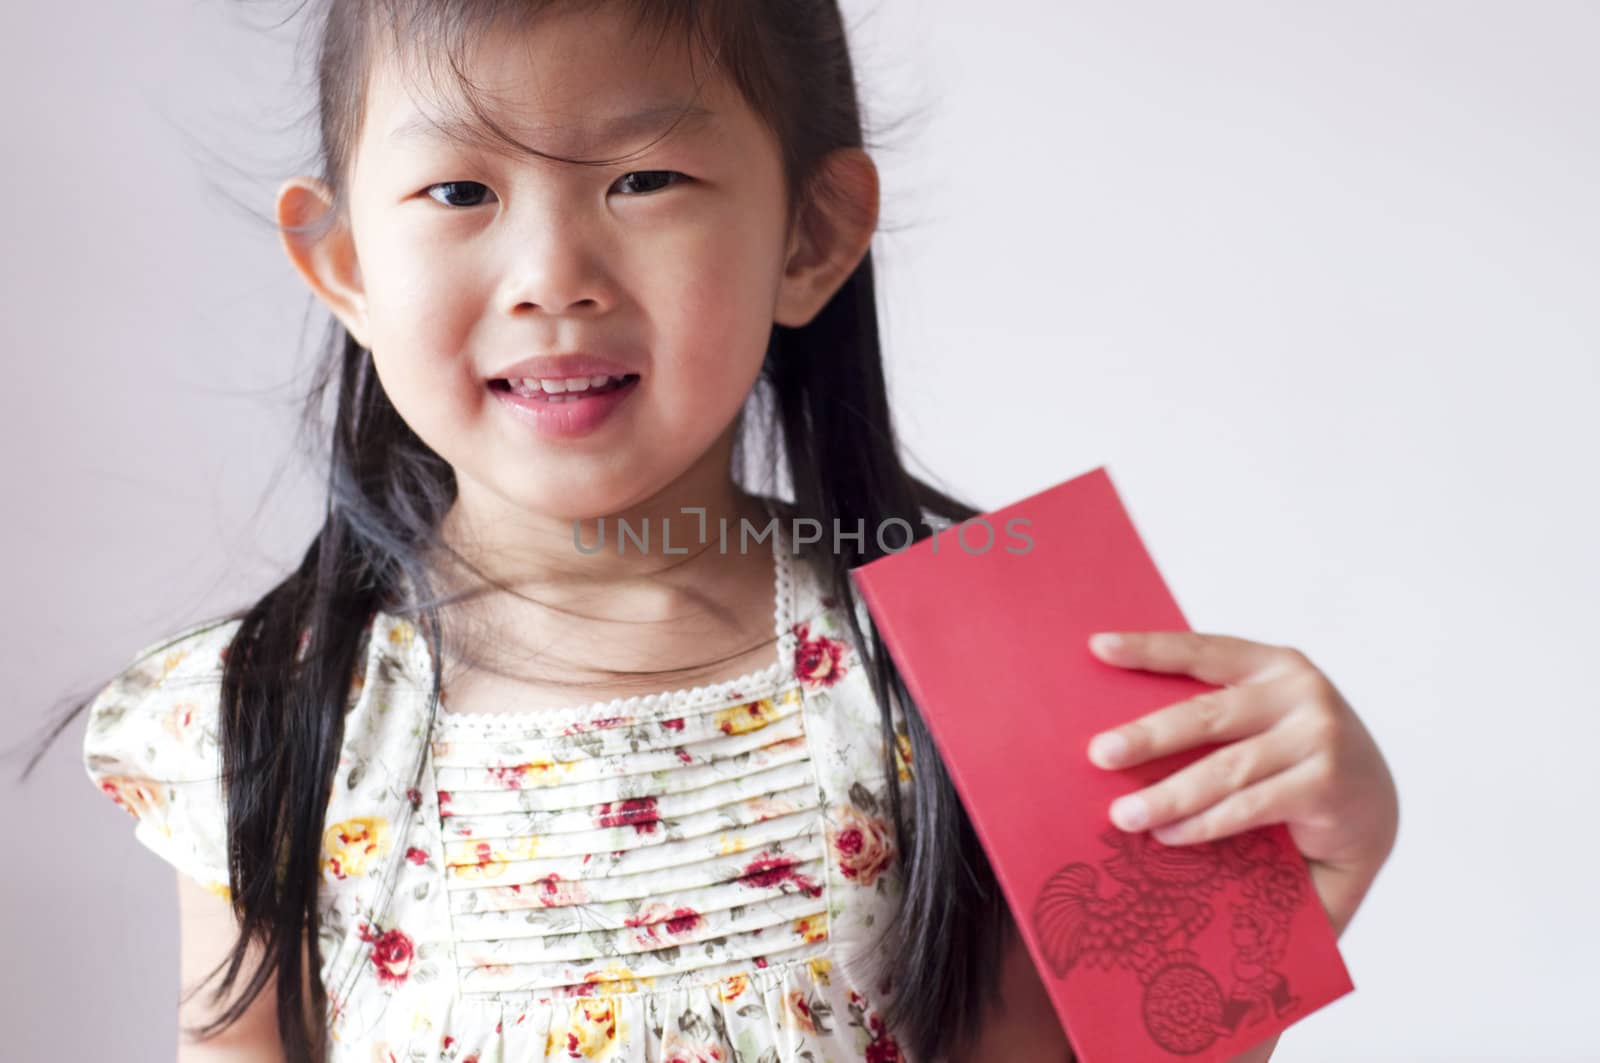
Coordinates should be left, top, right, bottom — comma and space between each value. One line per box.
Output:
5, 1, 1595, 1060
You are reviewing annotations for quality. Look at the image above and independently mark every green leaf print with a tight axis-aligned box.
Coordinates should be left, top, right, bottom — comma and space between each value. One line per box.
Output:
678, 1008, 710, 1040
709, 1002, 730, 1043
848, 780, 878, 815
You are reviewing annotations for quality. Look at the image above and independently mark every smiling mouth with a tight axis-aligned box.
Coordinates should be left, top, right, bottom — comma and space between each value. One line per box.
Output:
488, 374, 640, 402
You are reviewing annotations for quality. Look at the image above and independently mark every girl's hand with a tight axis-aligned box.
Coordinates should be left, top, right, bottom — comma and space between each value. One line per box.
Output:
1083, 631, 1399, 939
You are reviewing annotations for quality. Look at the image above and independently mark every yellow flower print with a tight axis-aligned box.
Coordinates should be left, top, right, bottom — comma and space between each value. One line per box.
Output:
159, 647, 190, 681
203, 879, 232, 902
714, 697, 779, 736
581, 964, 652, 995
718, 833, 749, 856
490, 759, 575, 789
807, 957, 832, 986
388, 619, 416, 646
786, 989, 819, 1033
895, 732, 914, 783
321, 817, 392, 880
719, 973, 749, 1001
745, 793, 798, 821
793, 915, 828, 944
557, 997, 622, 1059
451, 835, 540, 880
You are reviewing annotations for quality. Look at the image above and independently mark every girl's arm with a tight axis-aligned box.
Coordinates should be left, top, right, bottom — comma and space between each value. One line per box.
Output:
175, 871, 289, 1063
943, 922, 1076, 1062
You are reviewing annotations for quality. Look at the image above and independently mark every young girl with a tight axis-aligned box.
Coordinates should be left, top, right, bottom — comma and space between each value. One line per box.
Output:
75, 2, 1398, 1061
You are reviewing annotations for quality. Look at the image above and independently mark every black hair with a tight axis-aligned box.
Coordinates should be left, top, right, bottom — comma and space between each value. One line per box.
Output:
31, 3, 1014, 1060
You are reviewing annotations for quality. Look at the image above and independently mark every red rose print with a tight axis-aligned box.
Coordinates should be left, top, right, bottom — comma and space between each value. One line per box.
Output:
865, 1014, 903, 1062
536, 873, 588, 906
791, 622, 848, 689
662, 717, 685, 731
832, 805, 895, 887
865, 1034, 903, 1063
596, 796, 659, 834
624, 904, 702, 945
740, 853, 824, 898
356, 922, 415, 986
488, 763, 528, 790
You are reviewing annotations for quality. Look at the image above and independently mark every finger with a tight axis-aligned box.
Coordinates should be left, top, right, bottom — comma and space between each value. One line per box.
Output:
1105, 723, 1304, 833
1087, 677, 1285, 771
1087, 630, 1297, 687
1146, 757, 1321, 847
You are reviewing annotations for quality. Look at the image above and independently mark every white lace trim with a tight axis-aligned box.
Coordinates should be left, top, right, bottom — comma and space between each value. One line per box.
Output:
429, 497, 799, 733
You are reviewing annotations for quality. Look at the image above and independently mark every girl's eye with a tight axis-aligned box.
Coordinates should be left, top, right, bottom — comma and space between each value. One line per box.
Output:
420, 171, 687, 209
423, 181, 493, 208
612, 170, 688, 196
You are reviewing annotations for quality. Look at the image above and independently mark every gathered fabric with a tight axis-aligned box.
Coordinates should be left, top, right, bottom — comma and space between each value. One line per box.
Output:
84, 503, 923, 1062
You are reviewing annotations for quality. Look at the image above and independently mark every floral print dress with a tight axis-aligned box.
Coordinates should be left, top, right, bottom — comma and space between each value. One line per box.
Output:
83, 506, 925, 1063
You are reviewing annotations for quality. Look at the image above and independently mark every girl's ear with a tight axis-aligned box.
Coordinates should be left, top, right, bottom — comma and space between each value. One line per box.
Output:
276, 177, 371, 348
774, 148, 880, 329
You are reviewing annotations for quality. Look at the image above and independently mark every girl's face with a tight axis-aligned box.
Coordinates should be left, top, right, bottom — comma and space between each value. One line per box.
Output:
284, 6, 859, 528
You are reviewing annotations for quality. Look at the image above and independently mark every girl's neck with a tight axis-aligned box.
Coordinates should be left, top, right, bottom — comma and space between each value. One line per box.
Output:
425, 483, 783, 696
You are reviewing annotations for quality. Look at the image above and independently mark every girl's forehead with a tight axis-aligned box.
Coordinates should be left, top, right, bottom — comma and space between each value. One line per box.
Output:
360, 10, 726, 157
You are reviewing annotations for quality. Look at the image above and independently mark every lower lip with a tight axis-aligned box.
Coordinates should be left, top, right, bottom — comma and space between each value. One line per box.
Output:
489, 376, 640, 439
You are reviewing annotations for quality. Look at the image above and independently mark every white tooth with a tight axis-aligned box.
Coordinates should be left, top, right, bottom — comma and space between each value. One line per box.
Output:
589, 375, 609, 387
563, 378, 591, 392
538, 379, 561, 393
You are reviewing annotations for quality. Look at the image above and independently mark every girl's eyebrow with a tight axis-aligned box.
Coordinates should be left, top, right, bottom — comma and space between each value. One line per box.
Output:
385, 103, 718, 151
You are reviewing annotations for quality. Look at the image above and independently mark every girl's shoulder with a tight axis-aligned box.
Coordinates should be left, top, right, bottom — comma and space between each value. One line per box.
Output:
80, 614, 245, 898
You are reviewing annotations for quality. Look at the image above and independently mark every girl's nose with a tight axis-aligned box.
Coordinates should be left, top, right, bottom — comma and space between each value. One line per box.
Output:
495, 222, 612, 319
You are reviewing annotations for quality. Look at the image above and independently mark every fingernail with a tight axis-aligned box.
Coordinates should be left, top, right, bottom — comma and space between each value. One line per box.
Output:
1111, 796, 1148, 831
1089, 632, 1123, 654
1088, 732, 1128, 768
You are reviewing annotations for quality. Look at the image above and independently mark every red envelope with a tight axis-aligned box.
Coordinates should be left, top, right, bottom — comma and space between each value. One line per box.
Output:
849, 466, 1353, 1063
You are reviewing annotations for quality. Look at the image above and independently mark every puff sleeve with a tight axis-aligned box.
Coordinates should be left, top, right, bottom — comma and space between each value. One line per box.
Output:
81, 617, 243, 899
